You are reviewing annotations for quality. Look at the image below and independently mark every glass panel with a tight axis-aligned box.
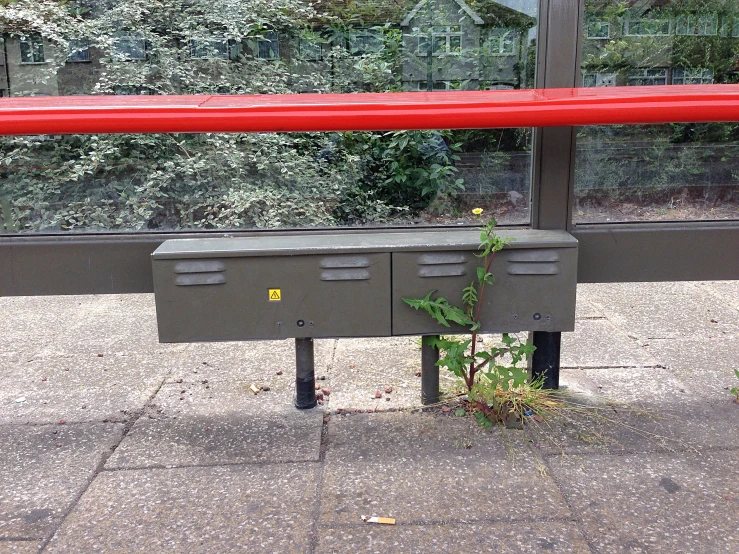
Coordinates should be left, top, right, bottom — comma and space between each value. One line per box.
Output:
190, 38, 230, 60
19, 35, 45, 63
576, 0, 739, 223
257, 32, 279, 59
298, 38, 323, 60
113, 34, 146, 60
349, 31, 382, 55
0, 0, 538, 234
67, 39, 90, 62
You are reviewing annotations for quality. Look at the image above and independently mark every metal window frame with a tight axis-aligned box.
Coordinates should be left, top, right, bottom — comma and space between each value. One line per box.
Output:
584, 19, 610, 39
112, 34, 147, 61
297, 37, 323, 61
348, 30, 383, 56
256, 32, 279, 60
623, 10, 672, 37
19, 35, 46, 64
488, 27, 516, 56
672, 67, 714, 85
417, 26, 463, 56
627, 68, 669, 86
189, 37, 230, 60
66, 38, 90, 63
1, 0, 738, 296
581, 71, 616, 87
675, 13, 718, 36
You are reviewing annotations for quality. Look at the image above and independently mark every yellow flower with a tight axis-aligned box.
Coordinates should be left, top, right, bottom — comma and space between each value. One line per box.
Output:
472, 208, 483, 215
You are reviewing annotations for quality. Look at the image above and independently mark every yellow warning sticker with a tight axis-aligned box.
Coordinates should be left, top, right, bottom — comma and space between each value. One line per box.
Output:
269, 289, 281, 301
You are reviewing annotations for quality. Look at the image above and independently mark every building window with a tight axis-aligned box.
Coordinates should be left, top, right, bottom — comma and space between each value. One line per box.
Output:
349, 32, 382, 55
488, 28, 515, 55
298, 38, 323, 61
418, 26, 462, 56
627, 68, 668, 86
113, 85, 152, 95
113, 35, 146, 60
672, 67, 714, 84
585, 19, 611, 39
190, 38, 229, 59
675, 14, 718, 36
483, 82, 515, 90
417, 80, 461, 91
19, 35, 45, 64
257, 32, 279, 59
582, 72, 617, 87
624, 11, 670, 36
67, 39, 90, 62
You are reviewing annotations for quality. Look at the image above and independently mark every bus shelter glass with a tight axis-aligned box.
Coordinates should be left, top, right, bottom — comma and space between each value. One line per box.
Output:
576, 0, 739, 223
0, 0, 538, 234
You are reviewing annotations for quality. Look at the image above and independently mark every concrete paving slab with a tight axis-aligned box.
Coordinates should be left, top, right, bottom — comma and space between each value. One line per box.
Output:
693, 280, 739, 311
526, 393, 739, 456
574, 298, 606, 320
574, 284, 609, 319
0, 296, 78, 356
640, 337, 739, 398
326, 335, 536, 411
589, 282, 738, 341
0, 352, 172, 390
0, 541, 43, 554
0, 380, 160, 425
561, 320, 658, 368
327, 337, 446, 411
316, 521, 591, 553
324, 411, 512, 460
550, 451, 739, 554
0, 352, 20, 366
105, 382, 323, 469
45, 463, 319, 554
320, 412, 569, 525
0, 423, 123, 540
578, 365, 689, 406
28, 295, 186, 358
168, 339, 336, 385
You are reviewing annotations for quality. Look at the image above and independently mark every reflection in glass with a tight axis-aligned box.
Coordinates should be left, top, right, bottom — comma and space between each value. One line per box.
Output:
0, 0, 538, 233
19, 35, 46, 64
576, 0, 739, 223
67, 39, 90, 62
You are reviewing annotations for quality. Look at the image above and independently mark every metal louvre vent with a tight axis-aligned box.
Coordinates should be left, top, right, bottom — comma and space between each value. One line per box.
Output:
320, 255, 371, 281
506, 250, 560, 275
173, 260, 226, 286
416, 252, 468, 278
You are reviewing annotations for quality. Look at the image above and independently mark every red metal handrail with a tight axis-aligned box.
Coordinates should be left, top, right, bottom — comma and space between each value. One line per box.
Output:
2, 85, 739, 136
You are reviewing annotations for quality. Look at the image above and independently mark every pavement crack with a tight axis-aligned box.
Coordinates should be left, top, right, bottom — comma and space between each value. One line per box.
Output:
535, 451, 599, 554
308, 416, 330, 554
102, 458, 322, 472
561, 364, 663, 370
36, 376, 169, 552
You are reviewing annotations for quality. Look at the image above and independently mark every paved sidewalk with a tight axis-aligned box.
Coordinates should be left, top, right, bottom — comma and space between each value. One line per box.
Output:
1, 282, 738, 553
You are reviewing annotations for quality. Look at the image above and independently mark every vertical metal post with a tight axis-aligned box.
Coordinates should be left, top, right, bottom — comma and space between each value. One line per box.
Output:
529, 0, 583, 391
531, 331, 561, 389
421, 335, 440, 405
295, 338, 317, 409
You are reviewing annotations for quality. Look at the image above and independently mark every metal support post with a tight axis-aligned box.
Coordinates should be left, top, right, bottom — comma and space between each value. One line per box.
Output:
421, 335, 440, 405
530, 331, 561, 389
295, 337, 317, 409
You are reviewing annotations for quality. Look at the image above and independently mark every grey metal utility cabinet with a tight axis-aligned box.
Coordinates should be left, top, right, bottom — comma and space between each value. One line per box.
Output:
391, 230, 577, 335
152, 229, 578, 408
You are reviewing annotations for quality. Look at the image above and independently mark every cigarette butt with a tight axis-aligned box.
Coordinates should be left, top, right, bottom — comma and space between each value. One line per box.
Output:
363, 516, 395, 525
249, 384, 260, 394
